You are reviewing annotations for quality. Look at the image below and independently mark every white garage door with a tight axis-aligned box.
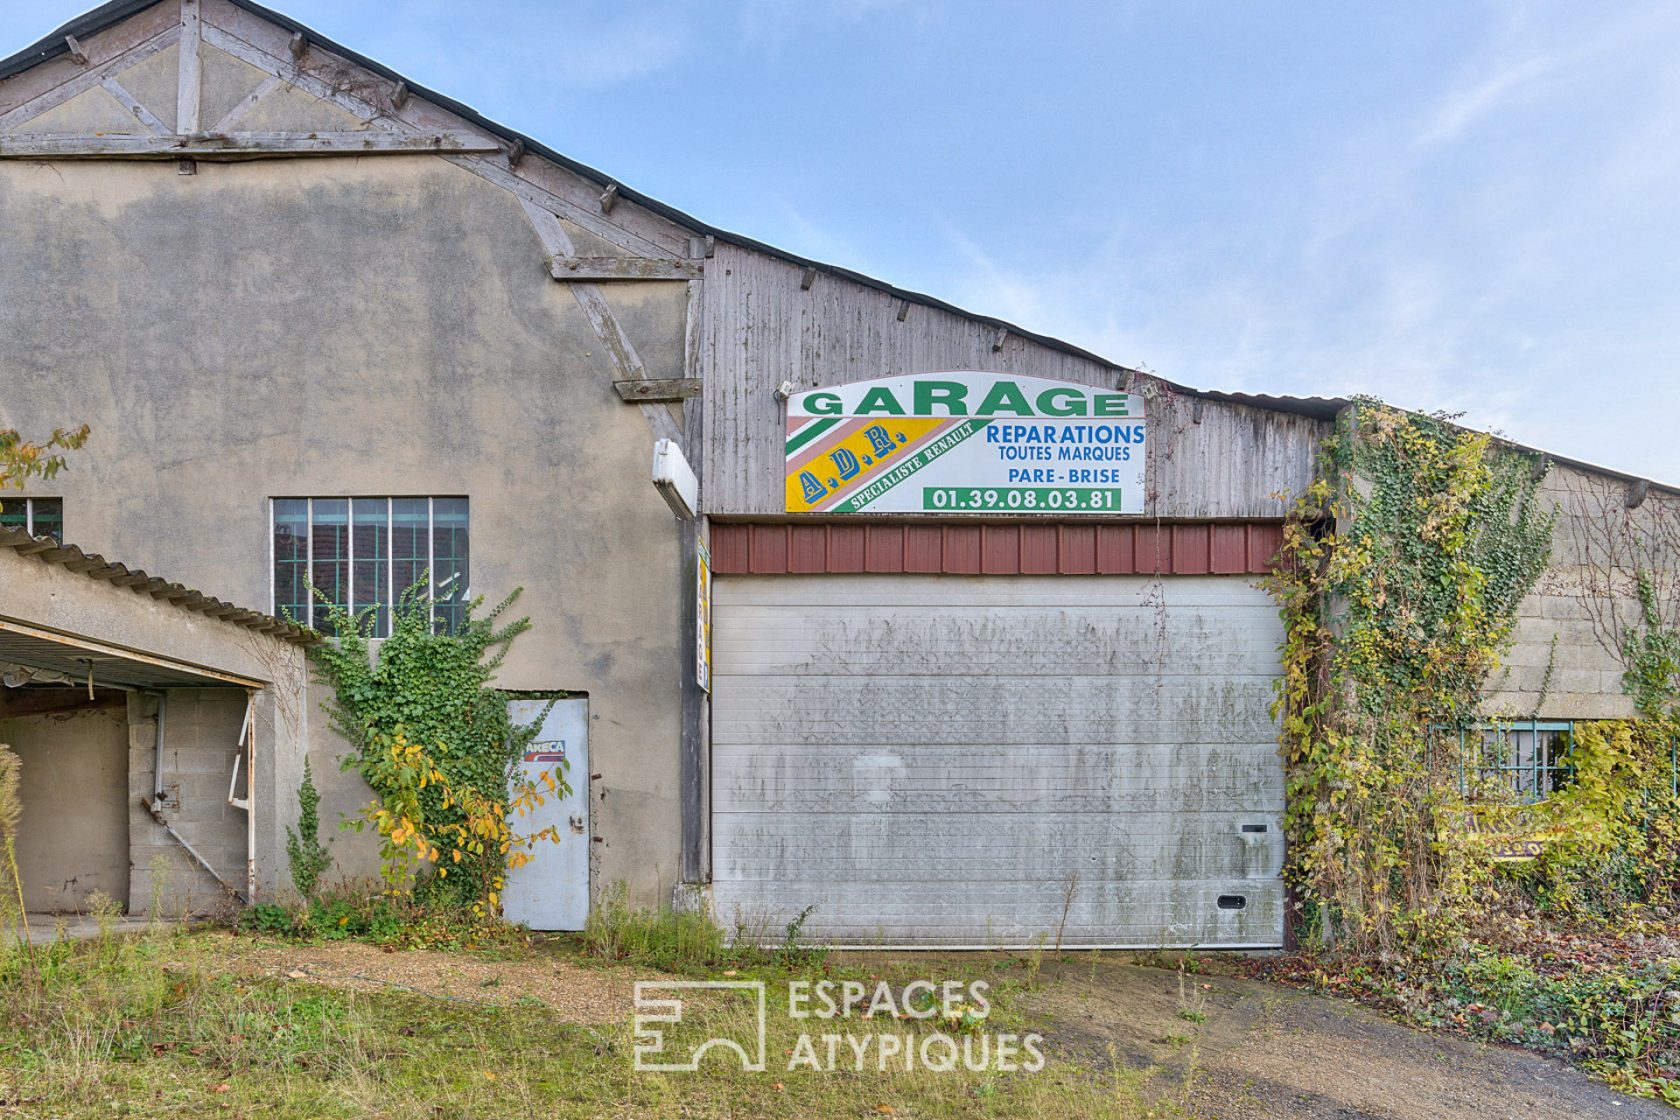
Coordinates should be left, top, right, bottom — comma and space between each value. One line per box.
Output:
711, 574, 1285, 948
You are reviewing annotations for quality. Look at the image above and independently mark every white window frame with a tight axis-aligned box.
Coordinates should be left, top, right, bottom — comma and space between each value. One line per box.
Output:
268, 496, 465, 635
2, 496, 61, 539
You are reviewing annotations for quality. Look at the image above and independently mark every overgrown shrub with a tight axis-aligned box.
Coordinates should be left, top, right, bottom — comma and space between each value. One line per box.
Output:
240, 889, 520, 951
1267, 401, 1555, 951
307, 579, 566, 918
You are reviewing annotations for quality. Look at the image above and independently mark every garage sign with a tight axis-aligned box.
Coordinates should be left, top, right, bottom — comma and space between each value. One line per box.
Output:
784, 373, 1146, 515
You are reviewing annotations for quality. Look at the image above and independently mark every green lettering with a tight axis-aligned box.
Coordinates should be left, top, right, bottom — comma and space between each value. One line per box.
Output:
806, 392, 843, 416
912, 380, 968, 416
1037, 387, 1087, 417
1092, 393, 1130, 416
856, 387, 907, 415
977, 380, 1035, 416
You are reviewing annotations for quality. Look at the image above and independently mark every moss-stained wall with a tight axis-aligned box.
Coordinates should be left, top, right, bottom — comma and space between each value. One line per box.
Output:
0, 155, 691, 907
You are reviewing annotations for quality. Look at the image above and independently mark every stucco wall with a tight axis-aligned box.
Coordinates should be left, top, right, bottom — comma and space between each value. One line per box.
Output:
0, 155, 689, 906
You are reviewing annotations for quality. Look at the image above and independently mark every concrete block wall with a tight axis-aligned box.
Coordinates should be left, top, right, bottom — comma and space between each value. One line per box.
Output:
2, 704, 128, 912
1486, 593, 1636, 720
1485, 462, 1680, 722
127, 689, 252, 916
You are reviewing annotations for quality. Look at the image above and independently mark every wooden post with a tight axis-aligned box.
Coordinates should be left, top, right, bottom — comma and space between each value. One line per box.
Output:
177, 0, 201, 134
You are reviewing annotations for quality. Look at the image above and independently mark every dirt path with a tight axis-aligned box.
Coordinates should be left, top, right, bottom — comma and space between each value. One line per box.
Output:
1026, 956, 1667, 1119
198, 932, 633, 1024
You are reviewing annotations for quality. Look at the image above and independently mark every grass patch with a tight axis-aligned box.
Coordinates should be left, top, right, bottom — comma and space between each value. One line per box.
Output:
0, 924, 1154, 1119
580, 884, 829, 974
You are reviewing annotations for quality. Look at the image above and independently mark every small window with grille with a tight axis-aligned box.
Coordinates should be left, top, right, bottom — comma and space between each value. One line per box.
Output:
0, 497, 63, 543
1439, 721, 1577, 804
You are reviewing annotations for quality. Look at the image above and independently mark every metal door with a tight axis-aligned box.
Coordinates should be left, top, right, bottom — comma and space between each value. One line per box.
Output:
502, 698, 589, 930
710, 575, 1286, 949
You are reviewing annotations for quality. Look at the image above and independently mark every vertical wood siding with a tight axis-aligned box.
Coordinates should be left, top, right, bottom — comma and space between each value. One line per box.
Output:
699, 240, 1329, 518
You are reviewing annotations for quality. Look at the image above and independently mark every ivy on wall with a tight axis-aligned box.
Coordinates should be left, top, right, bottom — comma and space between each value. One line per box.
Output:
308, 581, 566, 913
1267, 400, 1555, 951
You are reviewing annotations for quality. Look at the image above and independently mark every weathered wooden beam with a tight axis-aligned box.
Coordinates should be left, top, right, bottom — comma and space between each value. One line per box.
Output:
800, 266, 818, 291
1627, 478, 1651, 509
288, 31, 307, 59
548, 256, 701, 281
0, 131, 502, 159
896, 299, 911, 322
101, 77, 171, 136
177, 0, 201, 133
210, 74, 283, 133
991, 326, 1009, 352
599, 182, 619, 213
614, 378, 703, 403
63, 35, 88, 65
389, 80, 409, 109
505, 137, 525, 168
518, 198, 681, 445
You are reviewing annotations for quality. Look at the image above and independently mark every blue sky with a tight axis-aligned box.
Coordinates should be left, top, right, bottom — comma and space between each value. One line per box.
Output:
7, 1, 1680, 479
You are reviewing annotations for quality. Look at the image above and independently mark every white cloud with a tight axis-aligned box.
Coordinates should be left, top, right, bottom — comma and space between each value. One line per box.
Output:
1413, 53, 1556, 148
912, 1, 1680, 480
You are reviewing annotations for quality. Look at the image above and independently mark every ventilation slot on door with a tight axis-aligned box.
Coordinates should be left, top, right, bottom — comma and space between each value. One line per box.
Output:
1216, 895, 1247, 910
1240, 824, 1268, 833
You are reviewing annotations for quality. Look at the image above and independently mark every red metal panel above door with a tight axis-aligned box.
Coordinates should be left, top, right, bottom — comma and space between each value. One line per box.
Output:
710, 522, 1286, 576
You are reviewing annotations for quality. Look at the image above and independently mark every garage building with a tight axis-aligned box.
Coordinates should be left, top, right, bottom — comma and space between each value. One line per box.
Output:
0, 0, 1669, 949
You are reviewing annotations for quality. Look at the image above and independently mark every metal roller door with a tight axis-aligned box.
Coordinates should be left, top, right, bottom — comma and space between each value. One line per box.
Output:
710, 574, 1286, 948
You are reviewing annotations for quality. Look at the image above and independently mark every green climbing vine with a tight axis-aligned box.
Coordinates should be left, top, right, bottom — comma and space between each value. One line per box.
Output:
1621, 571, 1680, 722
307, 579, 568, 915
284, 759, 332, 900
1266, 399, 1555, 952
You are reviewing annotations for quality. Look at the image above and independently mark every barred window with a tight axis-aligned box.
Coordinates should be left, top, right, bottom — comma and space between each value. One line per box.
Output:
0, 497, 63, 543
273, 497, 468, 635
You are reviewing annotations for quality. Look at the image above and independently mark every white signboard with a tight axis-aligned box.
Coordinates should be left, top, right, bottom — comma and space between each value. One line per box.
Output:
784, 372, 1146, 515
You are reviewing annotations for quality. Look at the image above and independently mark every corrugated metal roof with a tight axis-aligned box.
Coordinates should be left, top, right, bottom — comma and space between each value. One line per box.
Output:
0, 524, 316, 645
0, 626, 261, 687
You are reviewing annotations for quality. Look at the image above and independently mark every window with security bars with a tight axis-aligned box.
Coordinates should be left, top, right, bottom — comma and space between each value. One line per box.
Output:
1435, 721, 1680, 807
0, 497, 63, 543
1435, 721, 1577, 804
272, 497, 469, 636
